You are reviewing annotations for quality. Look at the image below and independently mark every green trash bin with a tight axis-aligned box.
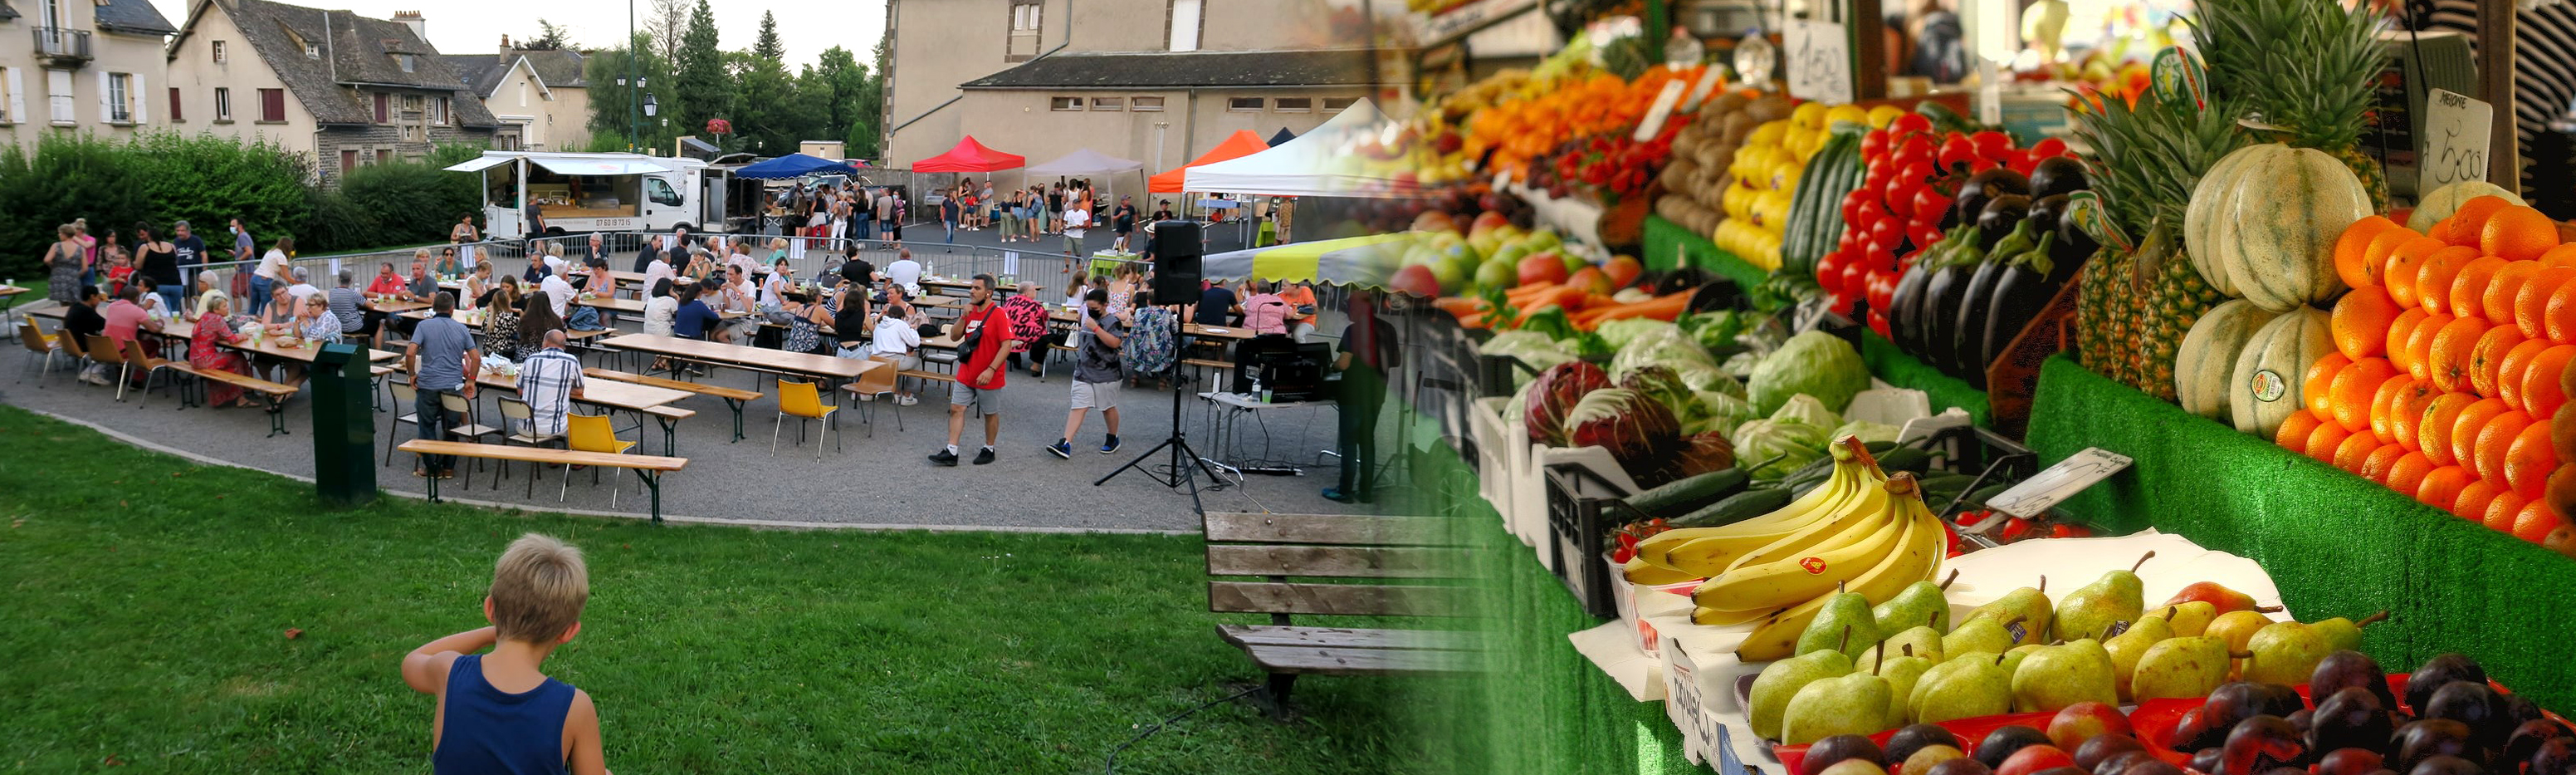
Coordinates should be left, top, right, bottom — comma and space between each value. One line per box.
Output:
310, 343, 377, 507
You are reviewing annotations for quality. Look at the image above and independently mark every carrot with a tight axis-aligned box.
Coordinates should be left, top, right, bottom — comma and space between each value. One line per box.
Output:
1458, 310, 1493, 329
1503, 283, 1562, 307
1431, 297, 1486, 320
1570, 291, 1694, 330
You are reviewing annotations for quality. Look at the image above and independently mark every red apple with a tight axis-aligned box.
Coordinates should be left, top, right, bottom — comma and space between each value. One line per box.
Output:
1518, 252, 1569, 287
1997, 745, 2076, 775
1388, 264, 1440, 297
1566, 266, 1611, 296
1603, 255, 1644, 289
2158, 581, 2280, 615
2046, 701, 2134, 750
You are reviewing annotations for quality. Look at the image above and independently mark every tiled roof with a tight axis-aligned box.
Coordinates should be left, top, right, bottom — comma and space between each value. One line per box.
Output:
521, 49, 587, 89
95, 0, 179, 35
436, 54, 510, 98
959, 49, 1374, 90
217, 0, 498, 127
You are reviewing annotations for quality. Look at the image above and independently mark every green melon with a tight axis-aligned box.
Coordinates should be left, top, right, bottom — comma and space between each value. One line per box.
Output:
2406, 180, 2526, 232
2183, 144, 2281, 299
2177, 299, 2283, 420
2221, 145, 2372, 312
2229, 307, 2334, 437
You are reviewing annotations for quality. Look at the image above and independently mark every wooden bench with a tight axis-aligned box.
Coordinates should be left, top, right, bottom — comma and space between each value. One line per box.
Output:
585, 367, 760, 442
1203, 511, 1479, 719
169, 364, 301, 437
396, 439, 689, 523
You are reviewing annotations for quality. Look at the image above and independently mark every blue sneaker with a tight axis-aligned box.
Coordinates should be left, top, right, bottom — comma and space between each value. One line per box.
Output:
1098, 434, 1121, 454
1048, 440, 1073, 459
1321, 487, 1355, 503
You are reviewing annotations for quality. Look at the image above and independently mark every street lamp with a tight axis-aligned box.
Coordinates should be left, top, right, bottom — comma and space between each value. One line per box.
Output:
643, 94, 658, 117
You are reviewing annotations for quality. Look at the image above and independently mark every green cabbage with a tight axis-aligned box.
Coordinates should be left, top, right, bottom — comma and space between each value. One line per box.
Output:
1731, 418, 1831, 478
1609, 329, 1719, 380
1770, 394, 1842, 429
1747, 331, 1872, 415
1597, 319, 1684, 350
1694, 390, 1757, 436
1675, 361, 1744, 398
1831, 419, 1903, 446
1619, 365, 1708, 429
1680, 310, 1747, 353
1479, 331, 1577, 389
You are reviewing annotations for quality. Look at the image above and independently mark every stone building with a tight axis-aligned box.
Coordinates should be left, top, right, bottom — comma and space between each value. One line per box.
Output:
0, 0, 179, 148
164, 0, 496, 183
439, 37, 588, 152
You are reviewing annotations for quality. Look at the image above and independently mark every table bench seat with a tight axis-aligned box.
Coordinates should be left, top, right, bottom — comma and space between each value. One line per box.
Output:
396, 439, 687, 522
1202, 511, 1478, 719
168, 364, 300, 437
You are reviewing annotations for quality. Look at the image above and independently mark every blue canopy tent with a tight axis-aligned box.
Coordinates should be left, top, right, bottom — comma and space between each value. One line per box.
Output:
733, 153, 861, 179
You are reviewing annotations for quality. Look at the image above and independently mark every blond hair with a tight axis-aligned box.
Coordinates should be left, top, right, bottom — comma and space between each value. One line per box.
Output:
489, 532, 589, 643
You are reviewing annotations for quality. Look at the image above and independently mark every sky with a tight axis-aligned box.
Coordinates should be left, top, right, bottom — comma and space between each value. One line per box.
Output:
144, 0, 890, 71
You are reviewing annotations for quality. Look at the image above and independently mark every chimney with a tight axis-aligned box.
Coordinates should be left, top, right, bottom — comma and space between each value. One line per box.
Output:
391, 10, 424, 41
500, 34, 512, 62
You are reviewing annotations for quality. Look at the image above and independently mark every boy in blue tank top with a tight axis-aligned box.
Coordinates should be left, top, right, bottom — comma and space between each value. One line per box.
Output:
402, 533, 610, 775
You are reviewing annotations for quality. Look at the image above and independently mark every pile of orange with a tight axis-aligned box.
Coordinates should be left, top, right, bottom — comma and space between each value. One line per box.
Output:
2285, 196, 2576, 545
1463, 66, 1714, 184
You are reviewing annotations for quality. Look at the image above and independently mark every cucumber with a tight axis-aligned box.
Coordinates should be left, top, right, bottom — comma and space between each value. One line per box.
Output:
1864, 440, 1899, 455
1624, 468, 1755, 520
1875, 446, 1933, 475
1671, 487, 1794, 528
1963, 482, 2014, 510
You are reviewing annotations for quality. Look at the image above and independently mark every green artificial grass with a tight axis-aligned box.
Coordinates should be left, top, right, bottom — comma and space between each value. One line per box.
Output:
2025, 356, 2576, 713
1644, 215, 1768, 292
0, 404, 1457, 773
1859, 331, 1992, 426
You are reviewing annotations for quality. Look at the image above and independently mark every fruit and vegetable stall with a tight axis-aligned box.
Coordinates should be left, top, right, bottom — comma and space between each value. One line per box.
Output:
1385, 0, 2576, 773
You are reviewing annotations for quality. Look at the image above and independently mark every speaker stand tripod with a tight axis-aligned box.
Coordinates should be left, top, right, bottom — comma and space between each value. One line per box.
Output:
1097, 304, 1228, 513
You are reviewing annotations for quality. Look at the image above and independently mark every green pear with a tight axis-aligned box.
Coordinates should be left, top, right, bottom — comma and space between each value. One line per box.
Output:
1999, 643, 2045, 674
1909, 651, 2013, 723
2310, 611, 2388, 653
2010, 638, 2119, 713
1963, 576, 2055, 639
1874, 649, 1936, 729
1796, 584, 1884, 661
1748, 647, 1854, 740
2052, 552, 2155, 642
1783, 672, 1894, 743
1872, 570, 1961, 635
2100, 616, 2173, 701
2206, 610, 2274, 673
2130, 635, 2235, 701
2240, 620, 2333, 684
2145, 601, 2219, 637
1943, 615, 2028, 658
1862, 625, 1947, 666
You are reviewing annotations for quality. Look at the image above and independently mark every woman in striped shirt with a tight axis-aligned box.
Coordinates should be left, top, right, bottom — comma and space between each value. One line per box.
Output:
2403, 0, 2576, 201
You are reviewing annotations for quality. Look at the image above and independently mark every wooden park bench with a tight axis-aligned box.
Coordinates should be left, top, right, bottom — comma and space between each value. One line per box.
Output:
585, 367, 759, 442
1202, 511, 1479, 718
168, 364, 301, 437
396, 439, 688, 523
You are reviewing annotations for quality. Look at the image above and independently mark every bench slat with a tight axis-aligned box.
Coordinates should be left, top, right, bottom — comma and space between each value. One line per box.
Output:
1206, 581, 1466, 617
178, 365, 297, 396
1205, 545, 1453, 579
1203, 513, 1456, 546
395, 439, 688, 471
584, 367, 764, 401
641, 406, 697, 419
1181, 358, 1235, 369
1215, 624, 1479, 652
899, 370, 958, 383
1231, 643, 1476, 676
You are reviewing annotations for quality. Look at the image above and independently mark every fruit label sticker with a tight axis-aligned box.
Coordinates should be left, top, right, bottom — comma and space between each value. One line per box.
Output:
1786, 19, 1853, 105
2422, 89, 2494, 187
1798, 557, 1828, 575
2249, 369, 2286, 403
2150, 47, 2208, 112
2065, 191, 2131, 253
2104, 620, 2132, 639
1985, 447, 2134, 518
2006, 620, 2028, 644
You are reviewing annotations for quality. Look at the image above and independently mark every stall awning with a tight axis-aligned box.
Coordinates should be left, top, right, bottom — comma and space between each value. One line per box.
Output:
1027, 148, 1146, 176
442, 155, 515, 173
1184, 101, 1418, 199
1148, 130, 1269, 194
914, 136, 1025, 173
1199, 233, 1407, 289
527, 156, 670, 176
734, 153, 861, 179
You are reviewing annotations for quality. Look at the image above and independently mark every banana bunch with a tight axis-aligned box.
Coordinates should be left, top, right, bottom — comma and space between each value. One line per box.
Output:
1629, 438, 1887, 580
1729, 473, 1948, 660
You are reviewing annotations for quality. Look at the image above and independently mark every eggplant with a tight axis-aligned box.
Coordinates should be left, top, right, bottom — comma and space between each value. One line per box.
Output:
1951, 258, 2010, 384
1919, 260, 1977, 370
2052, 208, 2101, 285
1889, 259, 1936, 352
1977, 194, 2031, 248
2026, 194, 2072, 237
2030, 157, 2090, 199
1951, 169, 2031, 232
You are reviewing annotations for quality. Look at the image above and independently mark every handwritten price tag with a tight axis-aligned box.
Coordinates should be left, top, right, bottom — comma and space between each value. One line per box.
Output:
2421, 88, 2493, 187
1787, 19, 1854, 105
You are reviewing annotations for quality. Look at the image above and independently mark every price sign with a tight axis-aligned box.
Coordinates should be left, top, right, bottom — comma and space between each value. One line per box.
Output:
1985, 447, 2134, 518
1786, 19, 1854, 105
2421, 88, 2494, 187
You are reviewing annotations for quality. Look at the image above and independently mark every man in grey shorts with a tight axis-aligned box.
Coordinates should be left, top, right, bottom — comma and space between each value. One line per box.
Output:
930, 274, 1014, 466
1048, 288, 1126, 459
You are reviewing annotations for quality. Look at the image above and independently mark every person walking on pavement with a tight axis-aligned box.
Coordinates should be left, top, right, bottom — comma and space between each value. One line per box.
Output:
930, 274, 1017, 466
1048, 288, 1127, 458
404, 292, 481, 479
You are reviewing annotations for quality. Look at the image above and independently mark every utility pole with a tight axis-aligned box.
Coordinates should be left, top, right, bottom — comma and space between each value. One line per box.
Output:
628, 0, 638, 151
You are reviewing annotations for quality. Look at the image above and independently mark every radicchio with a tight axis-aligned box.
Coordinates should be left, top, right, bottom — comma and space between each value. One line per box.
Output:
1525, 361, 1609, 445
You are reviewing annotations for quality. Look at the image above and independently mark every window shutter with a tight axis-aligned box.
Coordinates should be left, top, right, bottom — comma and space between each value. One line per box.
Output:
132, 73, 146, 124
7, 69, 24, 122
96, 71, 108, 122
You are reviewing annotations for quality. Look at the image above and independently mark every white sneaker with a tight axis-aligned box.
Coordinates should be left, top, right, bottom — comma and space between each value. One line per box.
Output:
897, 395, 918, 406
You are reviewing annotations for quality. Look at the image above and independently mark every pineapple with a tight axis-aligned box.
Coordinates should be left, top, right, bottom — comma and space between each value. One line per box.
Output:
2069, 85, 2245, 397
2193, 0, 2392, 209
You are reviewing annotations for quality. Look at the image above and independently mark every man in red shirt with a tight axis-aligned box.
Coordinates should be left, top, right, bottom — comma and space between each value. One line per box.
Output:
931, 274, 1018, 466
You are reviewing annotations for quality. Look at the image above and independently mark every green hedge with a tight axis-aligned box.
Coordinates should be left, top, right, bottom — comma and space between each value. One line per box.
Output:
2026, 356, 2576, 712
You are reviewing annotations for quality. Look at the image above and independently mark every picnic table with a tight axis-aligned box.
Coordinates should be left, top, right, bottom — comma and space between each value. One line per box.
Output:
0, 285, 28, 323
594, 333, 878, 388
574, 296, 648, 314
394, 309, 618, 346
460, 369, 696, 454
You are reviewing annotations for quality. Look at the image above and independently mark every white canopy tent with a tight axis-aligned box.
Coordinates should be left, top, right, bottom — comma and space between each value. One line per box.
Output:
1025, 149, 1144, 176
1181, 100, 1418, 199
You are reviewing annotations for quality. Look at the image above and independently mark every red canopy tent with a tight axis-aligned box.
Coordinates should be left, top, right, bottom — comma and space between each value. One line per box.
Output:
1148, 130, 1268, 193
913, 135, 1025, 172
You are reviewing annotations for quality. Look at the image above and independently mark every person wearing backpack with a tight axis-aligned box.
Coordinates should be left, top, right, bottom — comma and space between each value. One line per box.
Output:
1122, 288, 1179, 390
930, 274, 1017, 467
1326, 288, 1402, 504
1048, 288, 1127, 458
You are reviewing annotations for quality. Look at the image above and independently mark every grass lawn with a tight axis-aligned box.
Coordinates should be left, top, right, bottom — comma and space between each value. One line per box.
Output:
0, 403, 1453, 773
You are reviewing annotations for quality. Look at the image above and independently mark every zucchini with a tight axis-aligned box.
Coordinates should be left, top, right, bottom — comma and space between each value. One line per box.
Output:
1963, 482, 2014, 511
1875, 446, 1933, 475
1624, 467, 1755, 520
1671, 487, 1794, 528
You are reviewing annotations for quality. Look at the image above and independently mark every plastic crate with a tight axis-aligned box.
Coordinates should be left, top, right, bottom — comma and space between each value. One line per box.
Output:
1541, 449, 1648, 619
1468, 397, 1518, 526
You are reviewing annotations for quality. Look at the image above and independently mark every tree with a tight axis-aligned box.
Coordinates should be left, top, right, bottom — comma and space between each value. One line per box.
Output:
585, 32, 677, 152
672, 0, 730, 138
733, 48, 814, 155
648, 0, 688, 65
753, 11, 784, 61
518, 19, 569, 51
803, 47, 869, 141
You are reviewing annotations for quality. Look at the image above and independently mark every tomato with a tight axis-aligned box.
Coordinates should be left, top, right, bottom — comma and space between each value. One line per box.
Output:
1938, 135, 1978, 171
1969, 130, 2015, 160
1912, 223, 1948, 252
1911, 187, 1954, 223
2029, 137, 2070, 158
1891, 113, 1933, 135
1838, 258, 1870, 299
1867, 215, 1904, 253
1860, 129, 1890, 161
1816, 250, 1850, 292
1898, 159, 1935, 190
1887, 179, 1926, 220
1894, 135, 1936, 169
1866, 268, 1899, 311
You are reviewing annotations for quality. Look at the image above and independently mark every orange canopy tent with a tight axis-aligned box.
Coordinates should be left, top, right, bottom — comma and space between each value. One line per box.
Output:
1148, 130, 1268, 194
914, 135, 1025, 173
